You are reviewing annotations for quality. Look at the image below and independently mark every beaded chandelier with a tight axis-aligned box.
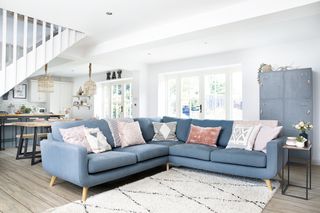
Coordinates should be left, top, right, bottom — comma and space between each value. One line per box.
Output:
38, 64, 54, 93
83, 63, 96, 96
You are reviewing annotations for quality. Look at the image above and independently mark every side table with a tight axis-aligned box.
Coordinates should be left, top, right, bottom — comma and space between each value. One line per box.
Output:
282, 143, 312, 200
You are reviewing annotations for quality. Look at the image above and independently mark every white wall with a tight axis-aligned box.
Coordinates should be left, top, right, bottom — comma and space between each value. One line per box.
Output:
146, 38, 320, 164
71, 69, 146, 119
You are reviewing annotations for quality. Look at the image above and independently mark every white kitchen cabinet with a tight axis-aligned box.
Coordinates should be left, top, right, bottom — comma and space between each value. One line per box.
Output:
28, 80, 47, 102
48, 81, 73, 114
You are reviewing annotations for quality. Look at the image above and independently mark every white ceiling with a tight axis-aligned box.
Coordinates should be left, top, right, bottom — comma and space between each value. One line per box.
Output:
2, 0, 320, 77
1, 0, 246, 42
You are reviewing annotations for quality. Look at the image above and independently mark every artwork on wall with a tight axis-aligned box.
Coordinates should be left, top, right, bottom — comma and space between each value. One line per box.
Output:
13, 84, 27, 99
106, 69, 122, 80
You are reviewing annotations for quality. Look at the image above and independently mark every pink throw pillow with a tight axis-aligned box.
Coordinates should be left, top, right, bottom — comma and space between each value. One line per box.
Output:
59, 125, 92, 152
118, 121, 146, 148
186, 125, 222, 147
254, 126, 283, 153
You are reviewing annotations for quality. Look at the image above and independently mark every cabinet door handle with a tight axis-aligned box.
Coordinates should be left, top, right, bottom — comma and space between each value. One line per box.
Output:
260, 109, 263, 115
307, 80, 311, 84
306, 110, 311, 115
199, 104, 203, 113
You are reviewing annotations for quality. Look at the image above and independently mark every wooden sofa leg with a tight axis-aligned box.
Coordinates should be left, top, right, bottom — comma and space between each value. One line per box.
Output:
166, 163, 170, 171
82, 187, 89, 202
264, 179, 273, 191
49, 176, 57, 187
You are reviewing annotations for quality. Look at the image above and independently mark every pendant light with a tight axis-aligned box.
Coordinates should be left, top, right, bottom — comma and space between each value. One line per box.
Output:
83, 63, 96, 96
38, 64, 54, 93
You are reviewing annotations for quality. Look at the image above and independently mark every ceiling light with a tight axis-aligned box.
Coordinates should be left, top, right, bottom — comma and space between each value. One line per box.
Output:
106, 12, 113, 15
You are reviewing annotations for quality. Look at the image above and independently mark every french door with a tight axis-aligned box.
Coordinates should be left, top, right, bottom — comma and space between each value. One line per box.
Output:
165, 68, 242, 120
110, 82, 132, 118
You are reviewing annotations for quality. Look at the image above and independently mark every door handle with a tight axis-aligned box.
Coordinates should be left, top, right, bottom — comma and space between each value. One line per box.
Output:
199, 104, 202, 113
120, 106, 124, 113
306, 110, 311, 115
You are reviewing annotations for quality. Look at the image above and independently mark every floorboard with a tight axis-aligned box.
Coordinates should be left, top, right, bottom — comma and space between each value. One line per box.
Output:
0, 148, 319, 213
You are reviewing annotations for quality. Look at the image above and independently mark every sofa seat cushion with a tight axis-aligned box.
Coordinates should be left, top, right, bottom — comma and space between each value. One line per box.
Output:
148, 140, 184, 147
169, 144, 218, 161
210, 148, 266, 168
114, 144, 169, 162
87, 151, 137, 174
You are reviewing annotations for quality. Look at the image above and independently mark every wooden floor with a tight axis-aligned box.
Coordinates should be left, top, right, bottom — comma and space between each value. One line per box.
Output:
0, 148, 319, 213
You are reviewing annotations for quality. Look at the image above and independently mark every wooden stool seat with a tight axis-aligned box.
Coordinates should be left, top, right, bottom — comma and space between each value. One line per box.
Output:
16, 133, 48, 139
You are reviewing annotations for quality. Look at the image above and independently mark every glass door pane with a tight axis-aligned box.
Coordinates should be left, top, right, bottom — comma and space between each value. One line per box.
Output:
181, 77, 200, 118
231, 72, 243, 119
167, 79, 177, 117
204, 74, 226, 119
111, 84, 122, 118
123, 83, 132, 118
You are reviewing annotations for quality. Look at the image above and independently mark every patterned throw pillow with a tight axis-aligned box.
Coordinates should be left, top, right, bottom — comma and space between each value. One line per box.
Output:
106, 118, 134, 147
59, 125, 92, 152
152, 122, 177, 141
226, 125, 261, 150
84, 128, 112, 153
117, 121, 146, 148
186, 124, 222, 147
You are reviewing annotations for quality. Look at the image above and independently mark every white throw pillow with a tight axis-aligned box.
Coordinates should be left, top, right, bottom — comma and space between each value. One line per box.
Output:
117, 121, 146, 148
254, 126, 283, 153
84, 128, 112, 153
226, 125, 261, 150
105, 118, 134, 147
152, 122, 177, 141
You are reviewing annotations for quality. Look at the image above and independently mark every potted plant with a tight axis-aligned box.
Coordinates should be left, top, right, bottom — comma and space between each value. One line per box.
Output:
294, 121, 313, 140
295, 136, 307, 148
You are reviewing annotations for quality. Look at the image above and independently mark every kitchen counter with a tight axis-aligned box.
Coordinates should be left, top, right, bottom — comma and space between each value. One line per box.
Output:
0, 113, 64, 118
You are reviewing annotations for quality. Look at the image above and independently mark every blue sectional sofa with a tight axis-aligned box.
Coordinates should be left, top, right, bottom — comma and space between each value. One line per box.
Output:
40, 116, 285, 201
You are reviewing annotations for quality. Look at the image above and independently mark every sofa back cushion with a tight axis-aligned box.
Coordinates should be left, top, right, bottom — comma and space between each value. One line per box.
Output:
51, 119, 114, 146
162, 116, 192, 142
134, 117, 162, 141
191, 119, 234, 147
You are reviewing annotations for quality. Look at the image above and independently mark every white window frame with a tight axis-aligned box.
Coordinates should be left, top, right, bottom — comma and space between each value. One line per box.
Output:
161, 65, 242, 120
94, 78, 133, 119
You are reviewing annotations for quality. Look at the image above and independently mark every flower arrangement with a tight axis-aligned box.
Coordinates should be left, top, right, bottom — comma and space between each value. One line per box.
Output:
294, 121, 313, 133
296, 136, 307, 143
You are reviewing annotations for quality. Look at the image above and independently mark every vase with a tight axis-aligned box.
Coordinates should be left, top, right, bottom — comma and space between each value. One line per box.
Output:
299, 131, 308, 140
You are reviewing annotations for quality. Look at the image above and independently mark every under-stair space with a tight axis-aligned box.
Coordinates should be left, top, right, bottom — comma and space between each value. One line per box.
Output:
0, 8, 85, 97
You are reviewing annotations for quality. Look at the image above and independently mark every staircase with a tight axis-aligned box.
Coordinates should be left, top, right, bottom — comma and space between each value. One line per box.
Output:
0, 8, 85, 96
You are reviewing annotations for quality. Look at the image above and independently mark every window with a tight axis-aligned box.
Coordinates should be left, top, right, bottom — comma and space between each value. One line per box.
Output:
163, 66, 242, 120
94, 80, 133, 119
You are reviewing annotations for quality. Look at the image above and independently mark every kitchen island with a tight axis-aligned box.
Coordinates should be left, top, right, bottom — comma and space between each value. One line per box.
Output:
0, 114, 64, 150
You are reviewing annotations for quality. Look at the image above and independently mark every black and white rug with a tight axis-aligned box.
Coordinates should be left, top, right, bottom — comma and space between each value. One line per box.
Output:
47, 168, 279, 213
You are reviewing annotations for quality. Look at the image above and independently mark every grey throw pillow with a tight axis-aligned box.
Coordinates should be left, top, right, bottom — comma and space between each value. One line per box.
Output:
152, 122, 177, 141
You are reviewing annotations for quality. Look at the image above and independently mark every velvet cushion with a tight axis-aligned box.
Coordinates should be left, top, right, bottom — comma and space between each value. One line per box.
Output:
87, 151, 137, 173
191, 119, 233, 147
114, 144, 169, 162
210, 148, 267, 168
186, 125, 221, 147
169, 143, 218, 161
118, 121, 146, 148
59, 125, 92, 152
254, 126, 283, 153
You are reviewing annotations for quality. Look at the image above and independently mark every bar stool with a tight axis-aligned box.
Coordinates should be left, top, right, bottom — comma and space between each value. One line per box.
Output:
16, 133, 48, 160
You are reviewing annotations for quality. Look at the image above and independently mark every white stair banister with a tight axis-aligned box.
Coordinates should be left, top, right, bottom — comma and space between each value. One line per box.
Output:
0, 8, 85, 97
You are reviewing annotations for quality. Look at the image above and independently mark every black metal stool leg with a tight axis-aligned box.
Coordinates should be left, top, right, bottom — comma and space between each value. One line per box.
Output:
31, 127, 38, 165
16, 126, 25, 160
23, 139, 28, 155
